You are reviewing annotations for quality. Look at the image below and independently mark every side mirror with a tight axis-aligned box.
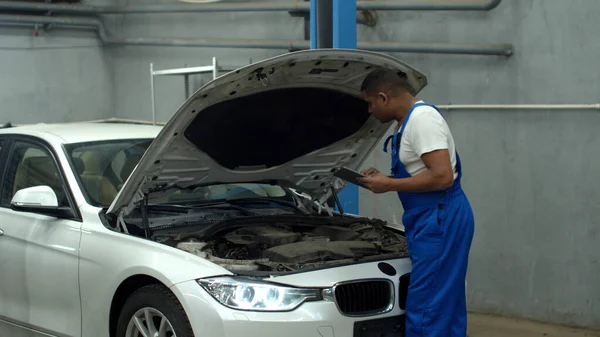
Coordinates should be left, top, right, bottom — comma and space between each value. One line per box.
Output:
10, 186, 75, 218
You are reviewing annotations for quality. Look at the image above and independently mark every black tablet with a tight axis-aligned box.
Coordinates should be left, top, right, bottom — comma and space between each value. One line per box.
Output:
333, 167, 367, 187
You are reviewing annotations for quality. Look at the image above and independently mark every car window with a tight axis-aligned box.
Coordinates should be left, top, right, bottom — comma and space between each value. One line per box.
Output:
64, 139, 294, 208
162, 183, 291, 204
1, 141, 69, 207
65, 139, 153, 207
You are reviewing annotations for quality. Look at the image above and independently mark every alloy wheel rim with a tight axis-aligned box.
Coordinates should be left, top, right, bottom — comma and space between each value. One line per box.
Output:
125, 307, 176, 337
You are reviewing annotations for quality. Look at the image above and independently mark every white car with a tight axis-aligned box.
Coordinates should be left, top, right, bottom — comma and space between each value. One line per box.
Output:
0, 49, 427, 337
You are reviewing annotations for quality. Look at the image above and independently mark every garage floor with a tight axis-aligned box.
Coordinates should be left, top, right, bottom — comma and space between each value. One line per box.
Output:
468, 313, 600, 337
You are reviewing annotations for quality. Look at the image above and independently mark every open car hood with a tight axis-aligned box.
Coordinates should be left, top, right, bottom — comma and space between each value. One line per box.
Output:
107, 49, 427, 216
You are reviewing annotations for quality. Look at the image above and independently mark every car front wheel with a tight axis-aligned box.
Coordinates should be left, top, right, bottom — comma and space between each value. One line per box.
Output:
116, 284, 194, 337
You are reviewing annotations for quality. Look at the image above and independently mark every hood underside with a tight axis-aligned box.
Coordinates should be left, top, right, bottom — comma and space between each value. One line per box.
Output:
108, 49, 427, 216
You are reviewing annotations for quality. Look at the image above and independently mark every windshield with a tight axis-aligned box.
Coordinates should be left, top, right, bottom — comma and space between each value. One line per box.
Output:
64, 139, 296, 209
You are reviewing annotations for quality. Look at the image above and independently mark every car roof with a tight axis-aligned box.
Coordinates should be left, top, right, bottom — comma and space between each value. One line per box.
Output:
0, 122, 162, 144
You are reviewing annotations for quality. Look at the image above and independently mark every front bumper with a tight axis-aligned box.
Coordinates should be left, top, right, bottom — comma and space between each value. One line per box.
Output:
353, 315, 405, 337
170, 258, 410, 337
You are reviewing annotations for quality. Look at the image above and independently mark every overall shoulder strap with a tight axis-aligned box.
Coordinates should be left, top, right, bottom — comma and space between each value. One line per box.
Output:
383, 102, 441, 153
383, 134, 394, 153
399, 102, 428, 134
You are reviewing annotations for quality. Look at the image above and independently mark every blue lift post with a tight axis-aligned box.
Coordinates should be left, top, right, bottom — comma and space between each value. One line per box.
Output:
333, 0, 357, 49
332, 0, 358, 215
310, 0, 359, 215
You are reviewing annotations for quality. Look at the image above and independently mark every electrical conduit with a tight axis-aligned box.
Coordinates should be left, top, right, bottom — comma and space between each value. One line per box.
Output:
0, 0, 502, 14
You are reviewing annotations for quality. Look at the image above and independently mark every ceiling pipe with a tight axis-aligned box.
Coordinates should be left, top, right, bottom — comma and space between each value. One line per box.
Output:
0, 1, 309, 14
0, 0, 502, 14
0, 14, 512, 56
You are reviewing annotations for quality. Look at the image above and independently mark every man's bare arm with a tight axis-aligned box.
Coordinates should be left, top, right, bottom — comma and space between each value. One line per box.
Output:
359, 149, 454, 193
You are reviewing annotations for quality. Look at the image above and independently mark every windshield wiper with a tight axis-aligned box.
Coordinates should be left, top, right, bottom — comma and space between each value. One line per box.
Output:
139, 198, 260, 239
148, 201, 258, 216
222, 198, 306, 215
145, 197, 304, 220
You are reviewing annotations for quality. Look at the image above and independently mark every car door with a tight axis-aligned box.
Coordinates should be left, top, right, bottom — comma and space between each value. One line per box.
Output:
0, 137, 82, 337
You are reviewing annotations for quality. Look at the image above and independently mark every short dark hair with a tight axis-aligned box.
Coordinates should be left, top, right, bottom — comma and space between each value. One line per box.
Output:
360, 68, 414, 96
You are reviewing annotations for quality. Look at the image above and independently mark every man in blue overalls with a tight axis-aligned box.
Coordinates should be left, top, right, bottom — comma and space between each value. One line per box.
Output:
358, 68, 475, 337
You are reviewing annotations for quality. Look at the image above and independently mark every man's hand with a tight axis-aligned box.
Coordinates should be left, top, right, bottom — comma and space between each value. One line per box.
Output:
358, 172, 392, 194
360, 167, 381, 176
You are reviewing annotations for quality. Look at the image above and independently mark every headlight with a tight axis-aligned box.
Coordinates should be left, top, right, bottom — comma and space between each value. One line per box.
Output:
198, 277, 322, 312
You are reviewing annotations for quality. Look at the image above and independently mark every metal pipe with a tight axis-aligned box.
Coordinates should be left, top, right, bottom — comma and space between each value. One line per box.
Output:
0, 0, 501, 14
356, 0, 502, 11
74, 101, 600, 128
183, 63, 190, 99
107, 37, 512, 56
357, 41, 513, 56
316, 0, 333, 48
150, 63, 157, 125
212, 56, 218, 79
108, 36, 311, 50
0, 14, 108, 40
0, 1, 309, 14
0, 15, 512, 56
438, 104, 600, 110
0, 15, 296, 48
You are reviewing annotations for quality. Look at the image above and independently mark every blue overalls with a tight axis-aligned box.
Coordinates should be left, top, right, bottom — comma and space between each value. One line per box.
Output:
383, 102, 475, 337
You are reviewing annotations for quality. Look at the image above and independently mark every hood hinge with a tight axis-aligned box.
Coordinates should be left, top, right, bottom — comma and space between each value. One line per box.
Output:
330, 186, 344, 216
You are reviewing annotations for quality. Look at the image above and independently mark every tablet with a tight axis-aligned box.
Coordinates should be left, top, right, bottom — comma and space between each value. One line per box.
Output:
333, 167, 367, 187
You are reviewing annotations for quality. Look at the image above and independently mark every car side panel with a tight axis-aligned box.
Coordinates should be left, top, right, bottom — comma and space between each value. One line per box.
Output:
0, 136, 82, 337
0, 208, 82, 337
0, 318, 53, 337
77, 207, 232, 337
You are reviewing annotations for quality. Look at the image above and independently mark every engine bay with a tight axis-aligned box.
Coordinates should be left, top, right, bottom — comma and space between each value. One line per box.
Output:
151, 218, 409, 274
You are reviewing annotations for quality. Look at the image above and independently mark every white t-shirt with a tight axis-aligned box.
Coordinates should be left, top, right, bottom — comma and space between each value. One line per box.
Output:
398, 101, 458, 180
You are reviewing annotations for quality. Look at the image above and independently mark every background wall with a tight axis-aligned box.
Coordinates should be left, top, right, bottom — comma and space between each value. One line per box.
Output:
2, 0, 599, 330
108, 6, 301, 121
357, 0, 600, 330
0, 27, 113, 124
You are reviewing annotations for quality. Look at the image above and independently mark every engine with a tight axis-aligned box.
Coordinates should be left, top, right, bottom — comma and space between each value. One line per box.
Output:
155, 221, 408, 273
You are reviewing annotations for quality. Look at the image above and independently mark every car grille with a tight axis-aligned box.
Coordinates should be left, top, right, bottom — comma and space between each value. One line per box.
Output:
334, 280, 394, 316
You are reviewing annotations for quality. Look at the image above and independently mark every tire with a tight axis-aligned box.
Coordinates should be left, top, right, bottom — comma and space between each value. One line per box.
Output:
116, 284, 195, 337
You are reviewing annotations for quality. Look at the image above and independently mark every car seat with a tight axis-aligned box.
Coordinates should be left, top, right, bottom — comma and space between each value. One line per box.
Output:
79, 151, 118, 206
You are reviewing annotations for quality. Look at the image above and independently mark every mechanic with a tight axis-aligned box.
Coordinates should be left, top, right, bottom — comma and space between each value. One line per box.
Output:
357, 68, 475, 337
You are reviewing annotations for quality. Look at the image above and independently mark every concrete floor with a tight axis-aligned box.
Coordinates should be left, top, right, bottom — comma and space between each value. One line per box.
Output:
468, 313, 600, 337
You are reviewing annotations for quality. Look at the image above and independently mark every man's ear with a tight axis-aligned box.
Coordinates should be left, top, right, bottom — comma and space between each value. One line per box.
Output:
377, 92, 389, 105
